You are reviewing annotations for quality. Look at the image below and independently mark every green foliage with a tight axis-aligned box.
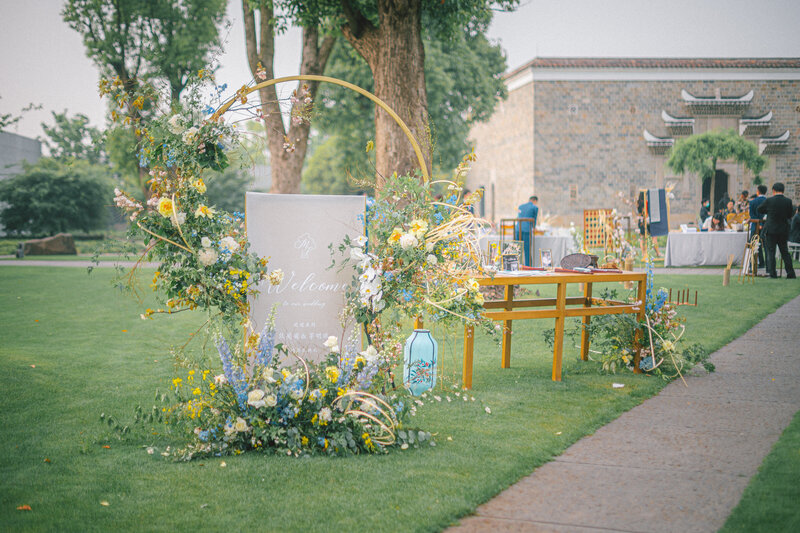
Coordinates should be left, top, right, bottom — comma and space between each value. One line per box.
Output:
0, 158, 114, 236
41, 110, 106, 164
105, 127, 142, 194
63, 0, 226, 103
667, 129, 766, 183
306, 30, 507, 192
204, 167, 253, 214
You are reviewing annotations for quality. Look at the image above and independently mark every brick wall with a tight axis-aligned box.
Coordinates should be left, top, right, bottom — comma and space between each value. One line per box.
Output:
468, 76, 800, 226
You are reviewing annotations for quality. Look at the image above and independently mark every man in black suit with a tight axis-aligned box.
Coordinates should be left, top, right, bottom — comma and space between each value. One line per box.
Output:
758, 182, 796, 279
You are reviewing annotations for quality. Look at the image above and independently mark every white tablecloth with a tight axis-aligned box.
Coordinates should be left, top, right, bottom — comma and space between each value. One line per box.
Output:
533, 236, 575, 267
664, 232, 748, 267
479, 234, 575, 267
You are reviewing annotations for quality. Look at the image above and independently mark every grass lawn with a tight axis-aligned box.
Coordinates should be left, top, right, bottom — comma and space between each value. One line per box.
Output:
720, 409, 800, 533
1, 267, 799, 531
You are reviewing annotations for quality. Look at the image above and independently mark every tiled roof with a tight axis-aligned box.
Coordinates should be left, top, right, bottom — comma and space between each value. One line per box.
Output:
507, 57, 800, 78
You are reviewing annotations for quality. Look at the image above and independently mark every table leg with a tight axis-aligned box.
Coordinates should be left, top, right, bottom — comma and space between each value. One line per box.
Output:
633, 277, 647, 374
463, 325, 474, 390
552, 281, 567, 381
580, 282, 593, 361
501, 284, 514, 368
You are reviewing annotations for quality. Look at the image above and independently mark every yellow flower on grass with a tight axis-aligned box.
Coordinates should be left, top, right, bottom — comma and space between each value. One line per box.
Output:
157, 197, 175, 217
192, 387, 201, 396
172, 377, 182, 388
192, 178, 207, 194
195, 204, 215, 218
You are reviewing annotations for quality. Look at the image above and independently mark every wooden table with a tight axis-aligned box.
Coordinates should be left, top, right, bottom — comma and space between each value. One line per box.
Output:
462, 270, 647, 389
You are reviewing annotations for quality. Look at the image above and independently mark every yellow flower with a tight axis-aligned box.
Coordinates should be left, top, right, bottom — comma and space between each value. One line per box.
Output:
192, 387, 201, 396
388, 227, 403, 244
301, 436, 309, 447
157, 197, 175, 217
365, 140, 374, 153
410, 219, 428, 236
325, 366, 340, 383
172, 377, 182, 388
192, 178, 207, 194
195, 204, 215, 218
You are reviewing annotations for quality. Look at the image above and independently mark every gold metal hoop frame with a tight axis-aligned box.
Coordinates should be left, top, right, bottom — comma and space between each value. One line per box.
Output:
211, 74, 429, 182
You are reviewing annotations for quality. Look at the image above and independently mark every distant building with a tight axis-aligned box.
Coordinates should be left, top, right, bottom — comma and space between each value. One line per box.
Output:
466, 58, 800, 226
0, 131, 42, 180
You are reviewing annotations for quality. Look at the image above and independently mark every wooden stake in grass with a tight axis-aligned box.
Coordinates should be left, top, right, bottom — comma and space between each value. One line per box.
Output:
723, 254, 734, 286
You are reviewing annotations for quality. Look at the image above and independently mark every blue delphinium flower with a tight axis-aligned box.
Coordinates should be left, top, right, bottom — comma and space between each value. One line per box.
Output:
216, 336, 248, 410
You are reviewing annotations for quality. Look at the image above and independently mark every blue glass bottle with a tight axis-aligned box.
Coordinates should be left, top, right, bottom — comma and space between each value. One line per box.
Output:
403, 329, 438, 396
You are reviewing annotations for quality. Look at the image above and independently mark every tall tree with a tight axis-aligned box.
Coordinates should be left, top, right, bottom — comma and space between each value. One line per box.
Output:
41, 111, 106, 165
303, 31, 507, 193
64, 0, 227, 193
143, 0, 228, 102
291, 0, 518, 188
667, 129, 767, 184
242, 1, 335, 194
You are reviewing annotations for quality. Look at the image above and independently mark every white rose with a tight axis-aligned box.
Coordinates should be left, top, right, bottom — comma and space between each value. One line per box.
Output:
360, 345, 379, 364
247, 389, 266, 408
219, 236, 240, 253
171, 211, 186, 226
265, 394, 277, 407
197, 248, 218, 266
182, 126, 199, 144
323, 336, 338, 349
167, 114, 184, 134
319, 407, 332, 422
426, 254, 438, 265
261, 367, 276, 383
269, 269, 284, 285
201, 236, 212, 248
399, 233, 419, 250
233, 417, 249, 432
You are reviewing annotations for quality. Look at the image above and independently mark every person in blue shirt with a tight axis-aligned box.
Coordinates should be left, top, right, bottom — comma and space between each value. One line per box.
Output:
749, 184, 768, 269
516, 196, 538, 266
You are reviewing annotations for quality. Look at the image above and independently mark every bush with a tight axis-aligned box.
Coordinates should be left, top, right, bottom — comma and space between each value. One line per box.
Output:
0, 158, 115, 236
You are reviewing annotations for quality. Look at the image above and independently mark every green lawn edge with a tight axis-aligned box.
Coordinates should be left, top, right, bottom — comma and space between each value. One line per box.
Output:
719, 408, 800, 533
1, 267, 798, 532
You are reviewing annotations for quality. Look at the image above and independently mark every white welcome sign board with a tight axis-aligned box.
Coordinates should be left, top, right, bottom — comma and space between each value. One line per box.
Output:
245, 193, 365, 362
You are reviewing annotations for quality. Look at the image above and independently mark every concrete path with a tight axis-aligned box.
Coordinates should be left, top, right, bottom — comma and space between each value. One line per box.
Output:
451, 295, 800, 533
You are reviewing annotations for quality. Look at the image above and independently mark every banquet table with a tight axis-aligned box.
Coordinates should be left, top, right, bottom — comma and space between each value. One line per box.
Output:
664, 231, 748, 267
462, 269, 647, 388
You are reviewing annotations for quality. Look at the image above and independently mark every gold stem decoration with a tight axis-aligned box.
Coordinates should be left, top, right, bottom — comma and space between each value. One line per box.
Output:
170, 194, 195, 253
210, 74, 429, 182
136, 222, 193, 253
332, 391, 398, 446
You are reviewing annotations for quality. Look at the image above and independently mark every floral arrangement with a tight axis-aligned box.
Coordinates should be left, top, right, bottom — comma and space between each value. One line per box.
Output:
552, 258, 712, 379
332, 156, 498, 350
103, 73, 431, 458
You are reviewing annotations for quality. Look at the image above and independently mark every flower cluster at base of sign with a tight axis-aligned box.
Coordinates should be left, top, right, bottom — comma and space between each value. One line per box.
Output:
335, 161, 499, 343
155, 325, 428, 460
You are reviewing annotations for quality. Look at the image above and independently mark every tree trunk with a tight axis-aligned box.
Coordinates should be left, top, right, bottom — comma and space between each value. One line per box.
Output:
243, 1, 334, 194
342, 0, 430, 189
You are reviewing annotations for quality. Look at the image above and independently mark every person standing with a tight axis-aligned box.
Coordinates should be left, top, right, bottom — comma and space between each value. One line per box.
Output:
699, 198, 711, 224
516, 196, 538, 266
757, 182, 796, 279
749, 184, 768, 269
735, 190, 749, 214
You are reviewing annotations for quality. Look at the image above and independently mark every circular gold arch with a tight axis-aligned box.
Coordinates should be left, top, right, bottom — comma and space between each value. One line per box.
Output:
211, 74, 429, 182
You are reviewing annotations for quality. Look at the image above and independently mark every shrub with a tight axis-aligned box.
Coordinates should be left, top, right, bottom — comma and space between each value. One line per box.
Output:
0, 158, 115, 236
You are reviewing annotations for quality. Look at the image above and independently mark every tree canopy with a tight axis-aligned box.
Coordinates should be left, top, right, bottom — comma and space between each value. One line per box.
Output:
303, 30, 507, 193
41, 111, 106, 165
667, 129, 766, 183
